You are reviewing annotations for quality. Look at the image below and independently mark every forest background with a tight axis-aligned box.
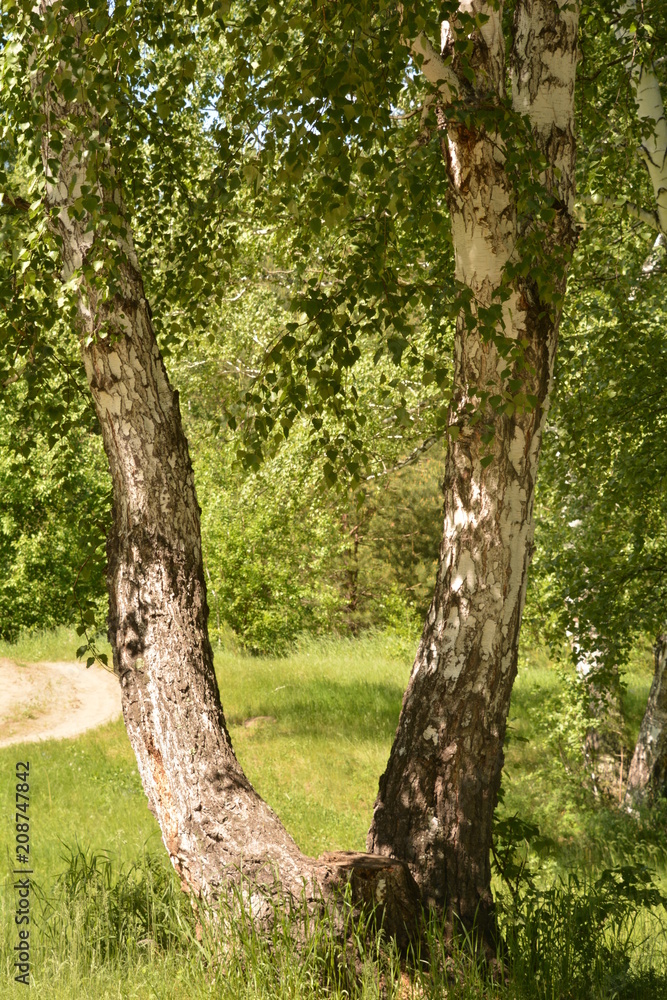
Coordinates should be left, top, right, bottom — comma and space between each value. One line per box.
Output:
2, 1, 667, 998
2, 2, 666, 668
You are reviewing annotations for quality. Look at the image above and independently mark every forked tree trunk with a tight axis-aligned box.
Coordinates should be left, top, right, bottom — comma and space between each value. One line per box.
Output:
36, 7, 421, 946
368, 1, 579, 939
625, 636, 667, 808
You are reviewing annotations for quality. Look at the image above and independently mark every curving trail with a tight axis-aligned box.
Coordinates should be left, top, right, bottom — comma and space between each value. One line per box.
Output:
0, 659, 122, 748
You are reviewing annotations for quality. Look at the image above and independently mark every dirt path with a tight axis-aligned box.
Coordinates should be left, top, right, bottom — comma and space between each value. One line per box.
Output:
0, 659, 122, 748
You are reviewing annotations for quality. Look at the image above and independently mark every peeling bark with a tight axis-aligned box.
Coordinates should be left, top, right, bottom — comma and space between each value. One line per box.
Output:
36, 0, 582, 950
625, 636, 667, 808
36, 6, 422, 946
368, 2, 580, 938
617, 2, 667, 235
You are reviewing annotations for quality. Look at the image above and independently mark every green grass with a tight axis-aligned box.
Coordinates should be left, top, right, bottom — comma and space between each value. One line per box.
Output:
0, 630, 665, 998
216, 633, 414, 855
0, 626, 112, 665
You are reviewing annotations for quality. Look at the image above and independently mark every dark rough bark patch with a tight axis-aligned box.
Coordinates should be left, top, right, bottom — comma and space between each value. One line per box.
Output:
316, 852, 422, 950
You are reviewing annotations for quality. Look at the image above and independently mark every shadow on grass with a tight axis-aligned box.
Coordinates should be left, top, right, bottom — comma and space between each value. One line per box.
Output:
226, 678, 405, 743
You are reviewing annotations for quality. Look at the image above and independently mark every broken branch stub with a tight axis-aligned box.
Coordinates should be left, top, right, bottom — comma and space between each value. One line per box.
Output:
315, 851, 422, 949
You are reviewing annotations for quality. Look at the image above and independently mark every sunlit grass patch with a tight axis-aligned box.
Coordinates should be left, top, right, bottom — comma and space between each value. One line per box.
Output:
216, 632, 413, 855
0, 626, 112, 665
0, 631, 666, 998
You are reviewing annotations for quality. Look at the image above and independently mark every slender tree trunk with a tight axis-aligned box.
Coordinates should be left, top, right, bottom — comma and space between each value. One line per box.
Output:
570, 632, 626, 800
368, 2, 579, 938
43, 155, 309, 905
625, 636, 667, 808
35, 8, 421, 945
617, 1, 667, 236
41, 130, 421, 940
341, 514, 361, 635
616, 2, 667, 812
85, 273, 312, 904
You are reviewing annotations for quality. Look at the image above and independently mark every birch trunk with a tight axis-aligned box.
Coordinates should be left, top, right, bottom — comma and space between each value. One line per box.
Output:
625, 637, 667, 807
617, 6, 667, 810
572, 635, 626, 801
43, 148, 309, 905
35, 7, 421, 944
42, 97, 421, 946
617, 2, 667, 235
368, 2, 580, 937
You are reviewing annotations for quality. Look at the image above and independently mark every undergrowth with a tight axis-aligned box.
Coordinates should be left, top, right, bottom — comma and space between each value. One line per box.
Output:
1, 632, 665, 996
1, 844, 666, 998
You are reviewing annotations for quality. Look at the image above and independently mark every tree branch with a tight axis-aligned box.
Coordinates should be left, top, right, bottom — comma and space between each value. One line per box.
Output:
409, 32, 458, 103
578, 193, 661, 232
0, 192, 30, 213
366, 435, 439, 481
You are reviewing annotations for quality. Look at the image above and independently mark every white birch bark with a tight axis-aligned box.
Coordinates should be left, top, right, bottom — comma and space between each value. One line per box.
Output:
368, 1, 580, 937
611, 2, 667, 233
617, 4, 667, 805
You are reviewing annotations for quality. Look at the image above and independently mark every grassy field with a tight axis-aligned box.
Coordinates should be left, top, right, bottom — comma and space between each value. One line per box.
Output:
1, 630, 666, 998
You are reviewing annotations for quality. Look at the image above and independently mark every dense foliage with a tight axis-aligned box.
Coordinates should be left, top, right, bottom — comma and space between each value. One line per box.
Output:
525, 0, 667, 669
0, 0, 666, 666
1, 3, 667, 993
0, 392, 109, 640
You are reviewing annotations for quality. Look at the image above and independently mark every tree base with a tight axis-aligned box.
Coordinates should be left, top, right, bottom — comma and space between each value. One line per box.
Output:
315, 851, 422, 950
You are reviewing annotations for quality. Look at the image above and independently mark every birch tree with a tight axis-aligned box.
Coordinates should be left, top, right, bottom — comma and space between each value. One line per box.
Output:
614, 0, 667, 235
4, 0, 582, 945
367, 2, 580, 935
626, 637, 667, 807
9, 0, 428, 942
618, 0, 667, 808
524, 0, 667, 808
